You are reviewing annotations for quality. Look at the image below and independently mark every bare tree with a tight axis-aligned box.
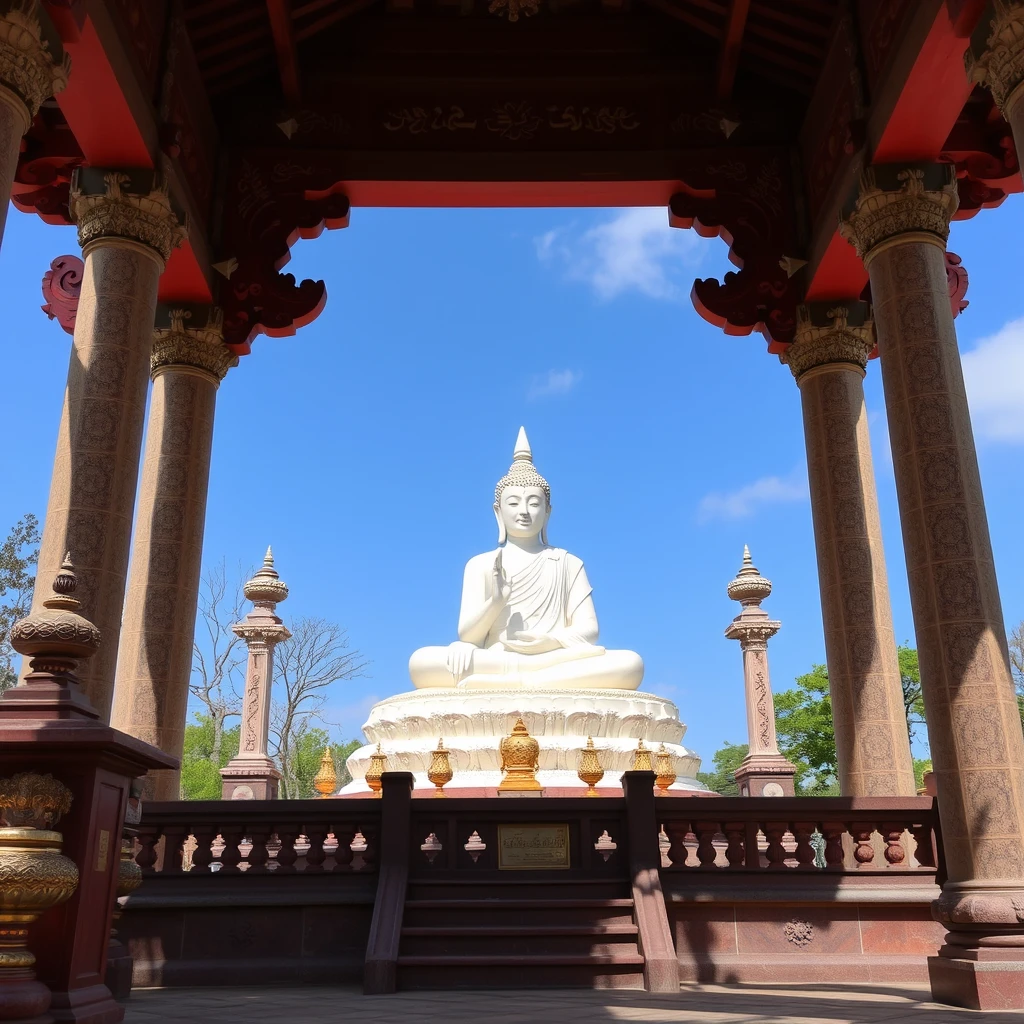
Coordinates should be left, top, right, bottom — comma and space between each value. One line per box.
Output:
1011, 620, 1024, 726
270, 617, 368, 799
190, 560, 246, 765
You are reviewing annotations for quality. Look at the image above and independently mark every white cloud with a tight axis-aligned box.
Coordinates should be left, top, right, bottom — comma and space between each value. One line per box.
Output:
697, 467, 808, 524
961, 317, 1024, 442
527, 368, 581, 401
535, 208, 708, 301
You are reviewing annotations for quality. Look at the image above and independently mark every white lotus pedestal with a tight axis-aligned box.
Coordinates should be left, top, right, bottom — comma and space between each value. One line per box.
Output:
341, 687, 705, 794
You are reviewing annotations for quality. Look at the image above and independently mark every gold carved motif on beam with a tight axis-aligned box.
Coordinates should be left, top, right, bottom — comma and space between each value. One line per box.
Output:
382, 103, 640, 140
488, 0, 540, 21
384, 106, 477, 133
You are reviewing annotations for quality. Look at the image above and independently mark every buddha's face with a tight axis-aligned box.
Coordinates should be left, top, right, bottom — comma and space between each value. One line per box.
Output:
498, 485, 549, 540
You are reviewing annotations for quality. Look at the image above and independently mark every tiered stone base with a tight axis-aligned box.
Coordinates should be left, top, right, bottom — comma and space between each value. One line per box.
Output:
341, 687, 705, 794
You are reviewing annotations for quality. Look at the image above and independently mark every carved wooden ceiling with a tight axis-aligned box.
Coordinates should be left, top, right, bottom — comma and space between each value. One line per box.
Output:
182, 0, 837, 103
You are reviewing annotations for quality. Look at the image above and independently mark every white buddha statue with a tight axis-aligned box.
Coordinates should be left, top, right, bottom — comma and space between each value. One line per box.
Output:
408, 428, 644, 691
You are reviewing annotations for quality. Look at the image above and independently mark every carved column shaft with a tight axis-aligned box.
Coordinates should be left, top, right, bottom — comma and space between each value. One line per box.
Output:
843, 163, 1024, 1005
738, 638, 781, 756
782, 304, 916, 797
0, 1, 68, 250
27, 169, 185, 719
111, 308, 235, 801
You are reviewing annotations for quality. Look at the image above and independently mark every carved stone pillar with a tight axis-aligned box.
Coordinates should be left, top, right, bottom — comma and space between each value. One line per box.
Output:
724, 548, 797, 797
968, 1, 1024, 175
26, 168, 186, 720
781, 303, 916, 797
842, 162, 1024, 1011
0, 2, 68, 249
220, 550, 289, 800
111, 307, 236, 801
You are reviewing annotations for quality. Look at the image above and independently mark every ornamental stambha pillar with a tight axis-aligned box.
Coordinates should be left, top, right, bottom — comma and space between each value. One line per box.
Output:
220, 550, 290, 800
842, 162, 1024, 1011
111, 307, 237, 801
0, 1, 68, 250
781, 303, 916, 797
967, 1, 1024, 175
724, 548, 797, 797
26, 168, 186, 720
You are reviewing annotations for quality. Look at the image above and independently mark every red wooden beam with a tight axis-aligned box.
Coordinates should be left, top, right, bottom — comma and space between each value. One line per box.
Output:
266, 0, 302, 105
716, 0, 750, 99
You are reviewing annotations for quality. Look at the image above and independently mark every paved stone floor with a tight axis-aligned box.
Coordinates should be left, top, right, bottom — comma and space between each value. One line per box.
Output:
122, 984, 1024, 1022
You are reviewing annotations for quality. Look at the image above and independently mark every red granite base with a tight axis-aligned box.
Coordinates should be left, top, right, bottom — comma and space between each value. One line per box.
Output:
929, 955, 1024, 1010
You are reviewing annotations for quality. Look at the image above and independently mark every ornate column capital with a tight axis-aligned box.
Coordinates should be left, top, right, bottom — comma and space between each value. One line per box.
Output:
0, 1, 69, 126
781, 302, 875, 381
70, 168, 187, 265
840, 163, 958, 267
967, 1, 1024, 115
151, 306, 237, 385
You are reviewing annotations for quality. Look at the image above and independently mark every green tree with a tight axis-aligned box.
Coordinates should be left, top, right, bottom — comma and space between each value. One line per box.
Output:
696, 741, 748, 795
1009, 620, 1024, 727
774, 663, 839, 794
0, 515, 40, 693
286, 728, 363, 798
913, 757, 932, 792
180, 713, 241, 799
899, 645, 926, 743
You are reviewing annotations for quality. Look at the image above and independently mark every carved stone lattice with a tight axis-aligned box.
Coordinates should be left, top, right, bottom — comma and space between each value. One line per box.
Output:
40, 254, 83, 335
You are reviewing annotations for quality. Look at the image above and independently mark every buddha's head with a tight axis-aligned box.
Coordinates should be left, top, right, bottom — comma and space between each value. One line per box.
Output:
494, 427, 550, 545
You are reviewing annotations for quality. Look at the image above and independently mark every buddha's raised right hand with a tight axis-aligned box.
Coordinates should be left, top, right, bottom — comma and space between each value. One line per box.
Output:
490, 552, 510, 606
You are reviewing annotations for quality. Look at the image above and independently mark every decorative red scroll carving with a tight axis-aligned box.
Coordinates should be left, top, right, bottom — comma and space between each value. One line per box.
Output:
668, 150, 802, 346
11, 109, 82, 225
41, 255, 84, 335
218, 157, 351, 352
942, 88, 1021, 220
946, 251, 969, 319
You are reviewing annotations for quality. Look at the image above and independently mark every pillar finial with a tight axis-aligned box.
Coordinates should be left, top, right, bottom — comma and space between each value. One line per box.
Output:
727, 546, 772, 605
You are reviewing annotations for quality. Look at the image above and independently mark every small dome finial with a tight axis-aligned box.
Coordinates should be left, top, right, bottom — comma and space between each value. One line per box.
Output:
727, 546, 772, 605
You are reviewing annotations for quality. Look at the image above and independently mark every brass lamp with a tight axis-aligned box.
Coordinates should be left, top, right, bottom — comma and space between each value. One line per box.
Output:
655, 744, 677, 792
631, 738, 653, 772
577, 737, 604, 795
498, 718, 542, 792
313, 748, 337, 798
365, 744, 388, 795
427, 739, 453, 796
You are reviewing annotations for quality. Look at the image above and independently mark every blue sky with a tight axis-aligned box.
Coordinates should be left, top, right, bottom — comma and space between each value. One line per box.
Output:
2, 199, 1023, 766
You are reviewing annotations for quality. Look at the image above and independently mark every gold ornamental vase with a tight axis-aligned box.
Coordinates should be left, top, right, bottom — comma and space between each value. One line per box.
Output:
365, 744, 388, 796
313, 747, 338, 798
577, 737, 604, 795
427, 739, 453, 796
631, 739, 653, 772
655, 744, 677, 791
498, 718, 542, 792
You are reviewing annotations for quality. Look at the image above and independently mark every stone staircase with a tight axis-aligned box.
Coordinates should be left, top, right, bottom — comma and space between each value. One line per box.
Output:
396, 877, 646, 989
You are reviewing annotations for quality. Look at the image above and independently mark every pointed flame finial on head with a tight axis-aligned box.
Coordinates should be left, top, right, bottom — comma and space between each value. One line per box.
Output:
513, 426, 533, 463
494, 427, 550, 509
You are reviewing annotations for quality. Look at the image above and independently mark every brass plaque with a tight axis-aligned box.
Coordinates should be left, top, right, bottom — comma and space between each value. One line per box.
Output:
497, 824, 570, 870
95, 829, 110, 872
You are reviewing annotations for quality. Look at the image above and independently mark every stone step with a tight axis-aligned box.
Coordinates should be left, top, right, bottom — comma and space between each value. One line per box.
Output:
396, 953, 647, 990
400, 922, 640, 956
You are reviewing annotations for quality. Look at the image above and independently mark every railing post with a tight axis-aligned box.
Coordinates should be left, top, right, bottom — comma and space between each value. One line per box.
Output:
364, 771, 413, 994
622, 770, 679, 993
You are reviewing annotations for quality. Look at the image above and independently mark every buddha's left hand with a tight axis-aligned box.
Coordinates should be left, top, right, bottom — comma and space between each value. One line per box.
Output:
503, 631, 562, 654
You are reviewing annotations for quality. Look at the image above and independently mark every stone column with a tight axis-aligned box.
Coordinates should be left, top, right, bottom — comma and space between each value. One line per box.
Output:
967, 1, 1024, 175
842, 162, 1024, 1011
26, 168, 186, 719
220, 550, 289, 800
0, 2, 68, 250
111, 307, 236, 801
724, 548, 797, 797
781, 303, 916, 797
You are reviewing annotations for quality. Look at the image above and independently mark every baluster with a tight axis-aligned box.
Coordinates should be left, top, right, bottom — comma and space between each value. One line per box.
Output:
332, 827, 355, 872
909, 823, 937, 868
792, 822, 816, 869
881, 823, 907, 868
136, 827, 160, 874
357, 827, 377, 872
247, 826, 272, 874
663, 820, 690, 868
219, 828, 243, 874
821, 822, 845, 870
190, 826, 217, 874
848, 823, 876, 868
160, 827, 188, 874
722, 822, 745, 868
276, 830, 299, 874
305, 827, 328, 873
764, 822, 787, 869
694, 821, 718, 868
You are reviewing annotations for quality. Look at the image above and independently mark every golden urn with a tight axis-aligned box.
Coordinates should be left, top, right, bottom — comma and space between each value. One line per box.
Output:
655, 744, 677, 791
313, 747, 338, 798
365, 743, 388, 795
631, 739, 653, 772
498, 718, 542, 792
0, 774, 79, 976
577, 737, 604, 795
427, 739, 453, 796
